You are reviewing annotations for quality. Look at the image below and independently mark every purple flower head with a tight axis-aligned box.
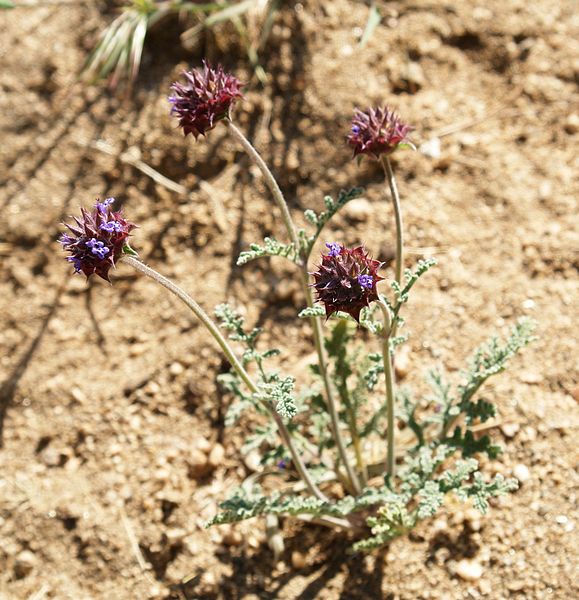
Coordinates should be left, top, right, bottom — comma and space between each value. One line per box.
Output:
347, 106, 414, 159
59, 198, 137, 282
325, 242, 342, 257
168, 61, 244, 138
277, 459, 288, 470
310, 245, 384, 322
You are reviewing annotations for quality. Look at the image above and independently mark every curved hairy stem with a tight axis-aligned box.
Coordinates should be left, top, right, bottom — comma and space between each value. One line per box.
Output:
381, 156, 403, 288
377, 299, 396, 478
225, 120, 301, 255
225, 120, 362, 495
122, 255, 327, 502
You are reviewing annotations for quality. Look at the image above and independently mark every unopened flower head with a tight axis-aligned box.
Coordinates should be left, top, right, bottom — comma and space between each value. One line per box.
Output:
347, 106, 414, 159
168, 61, 244, 138
311, 243, 384, 322
59, 198, 136, 281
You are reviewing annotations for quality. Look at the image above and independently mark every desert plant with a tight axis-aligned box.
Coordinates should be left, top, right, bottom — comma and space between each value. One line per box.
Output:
82, 0, 279, 90
59, 62, 535, 551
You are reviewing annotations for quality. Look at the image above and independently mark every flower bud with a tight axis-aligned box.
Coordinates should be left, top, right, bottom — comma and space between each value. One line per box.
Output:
311, 243, 384, 322
59, 198, 136, 281
347, 106, 414, 159
168, 61, 244, 138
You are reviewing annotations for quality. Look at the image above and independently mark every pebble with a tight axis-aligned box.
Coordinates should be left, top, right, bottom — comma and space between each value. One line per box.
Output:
343, 198, 372, 221
196, 437, 212, 454
291, 550, 306, 569
500, 422, 520, 438
477, 579, 492, 595
208, 443, 225, 468
507, 580, 526, 592
563, 113, 579, 134
395, 345, 411, 379
187, 449, 210, 478
221, 529, 243, 547
519, 371, 543, 384
513, 463, 531, 483
70, 387, 87, 404
166, 528, 187, 544
40, 447, 64, 468
420, 137, 442, 159
243, 450, 261, 472
454, 559, 483, 581
14, 550, 36, 578
169, 362, 184, 376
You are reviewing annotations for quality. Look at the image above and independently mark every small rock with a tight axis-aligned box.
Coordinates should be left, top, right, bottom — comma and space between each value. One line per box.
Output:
400, 61, 425, 93
208, 443, 225, 468
166, 528, 187, 544
291, 550, 306, 569
243, 450, 262, 472
507, 580, 526, 592
519, 371, 543, 384
169, 362, 184, 376
420, 137, 442, 159
564, 113, 579, 134
343, 198, 372, 222
432, 518, 448, 532
187, 449, 210, 478
513, 463, 531, 484
196, 437, 212, 454
14, 550, 36, 578
70, 387, 87, 404
221, 529, 243, 546
395, 345, 411, 379
478, 579, 492, 595
454, 559, 483, 581
501, 422, 520, 438
40, 447, 64, 468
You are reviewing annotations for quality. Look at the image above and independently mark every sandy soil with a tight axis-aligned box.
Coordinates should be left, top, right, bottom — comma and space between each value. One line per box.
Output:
1, 1, 578, 598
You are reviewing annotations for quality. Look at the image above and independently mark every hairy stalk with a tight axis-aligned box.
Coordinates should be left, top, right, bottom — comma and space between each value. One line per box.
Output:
122, 255, 327, 502
225, 120, 301, 255
302, 275, 362, 494
225, 119, 362, 495
381, 156, 403, 287
347, 405, 368, 486
377, 299, 396, 478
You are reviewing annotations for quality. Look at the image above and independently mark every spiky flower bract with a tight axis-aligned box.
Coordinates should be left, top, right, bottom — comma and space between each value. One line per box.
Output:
347, 107, 414, 159
168, 61, 244, 138
311, 243, 384, 322
59, 198, 136, 282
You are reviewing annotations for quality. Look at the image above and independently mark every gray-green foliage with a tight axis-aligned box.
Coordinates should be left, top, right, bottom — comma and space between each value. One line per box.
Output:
212, 187, 534, 552
215, 304, 297, 423
237, 188, 365, 267
211, 286, 534, 551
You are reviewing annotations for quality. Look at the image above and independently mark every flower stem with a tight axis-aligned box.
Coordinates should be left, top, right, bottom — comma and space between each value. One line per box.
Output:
381, 156, 403, 287
302, 272, 362, 495
225, 119, 362, 495
377, 299, 396, 478
225, 120, 301, 256
122, 255, 327, 502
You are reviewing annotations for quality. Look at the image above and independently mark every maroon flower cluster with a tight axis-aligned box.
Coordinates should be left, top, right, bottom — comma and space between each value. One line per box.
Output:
168, 62, 244, 138
347, 106, 413, 159
59, 198, 136, 282
311, 243, 384, 322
